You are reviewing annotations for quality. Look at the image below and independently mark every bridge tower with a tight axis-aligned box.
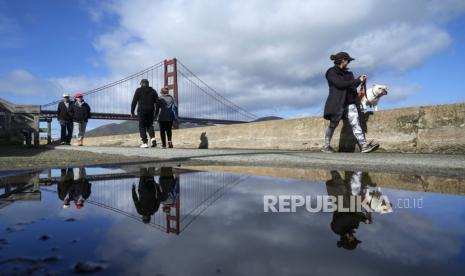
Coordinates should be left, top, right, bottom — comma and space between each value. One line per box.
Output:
164, 58, 179, 128
166, 179, 181, 235
165, 192, 180, 235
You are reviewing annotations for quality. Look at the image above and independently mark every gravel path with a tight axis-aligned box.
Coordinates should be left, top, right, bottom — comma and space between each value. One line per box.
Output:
54, 146, 465, 177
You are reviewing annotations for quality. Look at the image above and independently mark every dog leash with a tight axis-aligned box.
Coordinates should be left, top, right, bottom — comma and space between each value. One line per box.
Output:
362, 81, 368, 102
361, 80, 373, 107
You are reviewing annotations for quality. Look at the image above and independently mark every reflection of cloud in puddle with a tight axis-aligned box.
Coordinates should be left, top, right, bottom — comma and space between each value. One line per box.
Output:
3, 170, 465, 275
92, 174, 465, 275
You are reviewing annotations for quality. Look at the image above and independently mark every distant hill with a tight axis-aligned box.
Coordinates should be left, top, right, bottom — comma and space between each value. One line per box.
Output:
252, 116, 283, 122
86, 120, 208, 137
86, 116, 283, 137
86, 121, 138, 137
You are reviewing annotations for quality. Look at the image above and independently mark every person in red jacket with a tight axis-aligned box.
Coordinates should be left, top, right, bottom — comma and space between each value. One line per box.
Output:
70, 93, 91, 146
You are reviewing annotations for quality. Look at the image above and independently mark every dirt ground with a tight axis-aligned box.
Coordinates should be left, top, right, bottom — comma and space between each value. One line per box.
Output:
0, 146, 157, 172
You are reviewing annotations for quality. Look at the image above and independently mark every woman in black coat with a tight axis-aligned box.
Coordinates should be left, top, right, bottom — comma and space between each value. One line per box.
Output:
322, 52, 378, 153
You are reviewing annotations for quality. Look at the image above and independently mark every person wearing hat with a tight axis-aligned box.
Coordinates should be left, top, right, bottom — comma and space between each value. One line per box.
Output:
58, 168, 74, 208
157, 87, 178, 148
60, 168, 91, 209
70, 93, 91, 146
57, 93, 73, 145
132, 167, 161, 224
73, 167, 91, 209
131, 79, 159, 148
326, 170, 372, 251
322, 52, 379, 153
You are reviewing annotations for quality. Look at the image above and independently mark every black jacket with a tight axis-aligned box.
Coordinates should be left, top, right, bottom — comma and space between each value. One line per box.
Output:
132, 175, 160, 216
57, 101, 73, 122
323, 66, 362, 121
131, 87, 159, 115
58, 168, 74, 200
59, 177, 92, 201
70, 101, 91, 123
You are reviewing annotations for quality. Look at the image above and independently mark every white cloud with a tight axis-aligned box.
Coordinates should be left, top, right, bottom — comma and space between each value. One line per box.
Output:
1, 0, 464, 118
0, 69, 65, 98
344, 24, 451, 72
87, 0, 464, 117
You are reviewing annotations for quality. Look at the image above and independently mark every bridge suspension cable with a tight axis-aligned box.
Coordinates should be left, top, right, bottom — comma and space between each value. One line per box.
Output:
40, 58, 257, 124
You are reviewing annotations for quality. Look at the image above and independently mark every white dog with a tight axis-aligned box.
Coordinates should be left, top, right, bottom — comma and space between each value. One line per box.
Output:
360, 84, 388, 111
364, 188, 393, 214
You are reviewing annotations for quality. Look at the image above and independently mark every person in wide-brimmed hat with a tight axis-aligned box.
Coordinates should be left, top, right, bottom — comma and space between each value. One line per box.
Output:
322, 52, 379, 153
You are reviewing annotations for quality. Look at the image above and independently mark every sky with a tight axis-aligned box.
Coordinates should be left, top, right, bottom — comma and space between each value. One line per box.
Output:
1, 0, 465, 124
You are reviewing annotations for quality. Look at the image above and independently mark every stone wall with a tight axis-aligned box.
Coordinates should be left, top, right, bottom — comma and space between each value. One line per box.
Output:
83, 103, 465, 154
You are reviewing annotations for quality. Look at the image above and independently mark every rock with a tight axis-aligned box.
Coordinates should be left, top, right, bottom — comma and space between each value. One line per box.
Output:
39, 235, 51, 241
42, 256, 61, 262
74, 261, 105, 273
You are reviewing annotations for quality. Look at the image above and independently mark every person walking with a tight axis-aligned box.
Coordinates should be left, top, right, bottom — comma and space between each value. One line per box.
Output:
322, 52, 379, 153
57, 93, 73, 145
157, 87, 177, 149
159, 167, 179, 213
70, 93, 91, 146
132, 168, 160, 224
131, 79, 159, 148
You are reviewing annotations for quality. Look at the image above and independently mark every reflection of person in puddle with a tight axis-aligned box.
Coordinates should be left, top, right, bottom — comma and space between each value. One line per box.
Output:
132, 168, 161, 224
58, 168, 74, 207
59, 168, 92, 209
159, 167, 179, 214
326, 170, 372, 250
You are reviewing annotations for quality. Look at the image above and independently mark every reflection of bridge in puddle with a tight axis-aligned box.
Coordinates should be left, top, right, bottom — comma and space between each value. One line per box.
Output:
21, 168, 250, 235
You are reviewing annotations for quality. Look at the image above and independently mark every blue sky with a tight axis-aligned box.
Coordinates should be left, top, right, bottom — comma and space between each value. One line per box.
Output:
0, 0, 113, 78
1, 0, 464, 126
396, 16, 465, 107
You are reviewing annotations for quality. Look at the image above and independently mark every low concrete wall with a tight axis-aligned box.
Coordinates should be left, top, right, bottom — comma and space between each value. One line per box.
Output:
183, 165, 465, 195
83, 103, 465, 154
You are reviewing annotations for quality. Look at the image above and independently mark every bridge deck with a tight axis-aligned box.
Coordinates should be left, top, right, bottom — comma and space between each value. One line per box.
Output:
40, 110, 248, 125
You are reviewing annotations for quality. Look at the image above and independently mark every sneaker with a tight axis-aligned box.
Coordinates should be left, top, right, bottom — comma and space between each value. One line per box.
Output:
321, 145, 336, 153
150, 138, 157, 148
162, 145, 167, 149
140, 143, 149, 148
361, 143, 379, 153
60, 141, 66, 145
168, 141, 173, 148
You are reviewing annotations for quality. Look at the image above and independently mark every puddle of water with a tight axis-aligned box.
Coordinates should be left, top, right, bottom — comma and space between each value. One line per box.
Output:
1, 165, 464, 275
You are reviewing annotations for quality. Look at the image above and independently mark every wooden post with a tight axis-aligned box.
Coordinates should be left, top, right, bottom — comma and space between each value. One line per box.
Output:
33, 115, 40, 146
47, 118, 52, 144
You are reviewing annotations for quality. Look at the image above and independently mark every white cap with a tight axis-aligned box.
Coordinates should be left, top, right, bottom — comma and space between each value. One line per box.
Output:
63, 93, 69, 97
